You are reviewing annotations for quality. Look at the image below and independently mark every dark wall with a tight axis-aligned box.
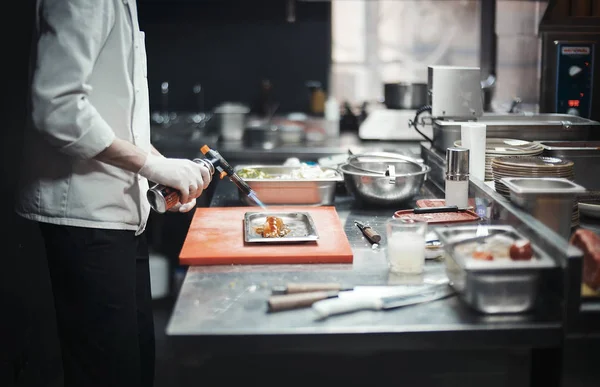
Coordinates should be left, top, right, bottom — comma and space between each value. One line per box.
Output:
1, 1, 62, 386
138, 0, 332, 113
1, 2, 331, 386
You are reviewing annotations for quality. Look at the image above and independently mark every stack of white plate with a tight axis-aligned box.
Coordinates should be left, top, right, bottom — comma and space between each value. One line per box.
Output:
454, 138, 544, 181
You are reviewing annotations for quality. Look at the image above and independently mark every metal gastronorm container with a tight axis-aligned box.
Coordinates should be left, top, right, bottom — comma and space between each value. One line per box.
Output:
233, 165, 343, 206
436, 225, 557, 314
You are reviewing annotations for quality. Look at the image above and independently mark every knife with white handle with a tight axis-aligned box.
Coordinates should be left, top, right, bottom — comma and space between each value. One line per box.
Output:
312, 285, 455, 320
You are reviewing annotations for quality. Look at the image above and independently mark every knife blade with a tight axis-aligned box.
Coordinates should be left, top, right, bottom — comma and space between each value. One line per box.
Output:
354, 220, 382, 244
412, 206, 472, 214
312, 285, 455, 320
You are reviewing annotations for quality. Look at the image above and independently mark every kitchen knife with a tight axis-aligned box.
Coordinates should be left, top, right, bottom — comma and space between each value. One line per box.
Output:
312, 285, 455, 320
354, 220, 382, 244
268, 291, 340, 312
271, 279, 449, 295
271, 282, 352, 295
412, 206, 472, 214
268, 281, 450, 312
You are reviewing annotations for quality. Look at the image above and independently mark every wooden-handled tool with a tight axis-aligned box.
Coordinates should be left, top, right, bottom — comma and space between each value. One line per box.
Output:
412, 206, 472, 214
354, 220, 381, 244
271, 282, 350, 295
267, 291, 339, 312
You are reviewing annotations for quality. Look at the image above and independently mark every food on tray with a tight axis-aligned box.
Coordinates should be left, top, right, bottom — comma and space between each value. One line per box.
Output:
237, 164, 337, 180
456, 234, 534, 262
509, 239, 534, 261
569, 228, 600, 290
254, 216, 291, 238
472, 250, 493, 261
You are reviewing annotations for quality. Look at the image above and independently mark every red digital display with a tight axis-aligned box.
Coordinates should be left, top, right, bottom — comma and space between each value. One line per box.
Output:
568, 100, 581, 107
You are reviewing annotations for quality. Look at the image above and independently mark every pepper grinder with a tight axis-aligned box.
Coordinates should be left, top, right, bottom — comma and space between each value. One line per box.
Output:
445, 147, 469, 208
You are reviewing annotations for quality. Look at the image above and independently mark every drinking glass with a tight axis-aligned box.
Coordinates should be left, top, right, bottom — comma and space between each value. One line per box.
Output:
386, 218, 427, 274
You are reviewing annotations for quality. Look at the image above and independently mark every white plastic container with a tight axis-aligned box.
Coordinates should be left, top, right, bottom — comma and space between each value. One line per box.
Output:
324, 96, 340, 138
460, 123, 487, 181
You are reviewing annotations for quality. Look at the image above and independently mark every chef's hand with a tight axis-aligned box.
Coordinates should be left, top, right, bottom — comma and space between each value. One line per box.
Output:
168, 198, 197, 213
138, 153, 211, 204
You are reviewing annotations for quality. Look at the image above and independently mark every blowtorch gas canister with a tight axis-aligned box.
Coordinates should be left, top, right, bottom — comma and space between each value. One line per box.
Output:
146, 145, 257, 213
147, 158, 215, 214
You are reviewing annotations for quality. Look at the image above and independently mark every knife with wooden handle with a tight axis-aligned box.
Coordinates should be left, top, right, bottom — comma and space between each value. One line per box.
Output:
271, 279, 450, 295
267, 291, 340, 312
354, 220, 382, 244
271, 282, 351, 295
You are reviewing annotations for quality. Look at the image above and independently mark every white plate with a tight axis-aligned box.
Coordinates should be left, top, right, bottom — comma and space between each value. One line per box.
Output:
578, 202, 600, 219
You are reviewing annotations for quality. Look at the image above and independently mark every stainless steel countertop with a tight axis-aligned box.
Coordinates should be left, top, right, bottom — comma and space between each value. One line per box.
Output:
166, 179, 563, 354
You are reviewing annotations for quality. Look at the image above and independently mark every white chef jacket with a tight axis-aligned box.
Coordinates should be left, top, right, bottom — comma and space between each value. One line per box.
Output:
16, 0, 152, 235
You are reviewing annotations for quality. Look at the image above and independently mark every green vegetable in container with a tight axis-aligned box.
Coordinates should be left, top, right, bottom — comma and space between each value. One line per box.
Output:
236, 168, 272, 179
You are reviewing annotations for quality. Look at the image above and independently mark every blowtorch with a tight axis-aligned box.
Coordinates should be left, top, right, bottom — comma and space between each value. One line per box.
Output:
147, 145, 263, 213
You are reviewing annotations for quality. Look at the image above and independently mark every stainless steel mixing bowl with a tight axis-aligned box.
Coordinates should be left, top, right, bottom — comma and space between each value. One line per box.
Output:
339, 157, 430, 206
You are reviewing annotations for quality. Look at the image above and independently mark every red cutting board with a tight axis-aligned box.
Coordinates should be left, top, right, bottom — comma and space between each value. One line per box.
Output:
179, 206, 353, 265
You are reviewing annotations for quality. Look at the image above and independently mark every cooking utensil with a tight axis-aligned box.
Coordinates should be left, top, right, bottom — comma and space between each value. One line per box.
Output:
354, 220, 381, 244
339, 159, 429, 207
312, 285, 455, 320
271, 280, 449, 295
412, 205, 472, 214
268, 291, 339, 312
393, 209, 480, 224
268, 281, 450, 312
271, 282, 352, 295
212, 102, 250, 141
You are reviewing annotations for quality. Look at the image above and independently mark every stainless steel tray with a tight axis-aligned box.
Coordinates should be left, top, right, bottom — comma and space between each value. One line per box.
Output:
234, 165, 343, 206
436, 225, 556, 271
435, 225, 556, 314
432, 113, 598, 152
243, 212, 319, 243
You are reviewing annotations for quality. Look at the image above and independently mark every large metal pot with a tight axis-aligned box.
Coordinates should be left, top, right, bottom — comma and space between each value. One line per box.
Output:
213, 102, 250, 141
384, 82, 428, 110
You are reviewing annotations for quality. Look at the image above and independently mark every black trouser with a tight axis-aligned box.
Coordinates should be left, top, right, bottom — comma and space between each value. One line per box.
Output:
39, 224, 155, 387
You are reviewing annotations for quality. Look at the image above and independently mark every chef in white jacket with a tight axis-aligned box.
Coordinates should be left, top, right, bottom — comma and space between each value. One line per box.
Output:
16, 1, 210, 386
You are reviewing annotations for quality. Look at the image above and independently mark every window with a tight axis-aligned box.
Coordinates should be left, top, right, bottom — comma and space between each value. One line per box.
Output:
331, 0, 548, 112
